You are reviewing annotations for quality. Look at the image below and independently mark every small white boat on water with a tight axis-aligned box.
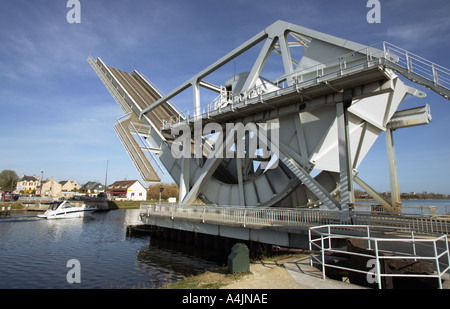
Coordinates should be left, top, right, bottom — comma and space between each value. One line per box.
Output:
37, 200, 98, 219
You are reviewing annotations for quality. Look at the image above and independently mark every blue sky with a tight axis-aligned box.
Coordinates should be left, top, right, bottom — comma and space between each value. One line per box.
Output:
0, 0, 449, 194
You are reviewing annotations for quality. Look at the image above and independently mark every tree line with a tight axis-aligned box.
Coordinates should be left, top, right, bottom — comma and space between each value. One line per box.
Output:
0, 170, 19, 191
147, 183, 179, 200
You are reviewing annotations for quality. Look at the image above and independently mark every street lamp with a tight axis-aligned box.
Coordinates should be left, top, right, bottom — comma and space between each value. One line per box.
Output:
40, 171, 44, 195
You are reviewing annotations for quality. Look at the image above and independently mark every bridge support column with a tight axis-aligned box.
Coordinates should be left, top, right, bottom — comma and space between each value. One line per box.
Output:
336, 91, 355, 219
178, 157, 190, 206
385, 128, 402, 213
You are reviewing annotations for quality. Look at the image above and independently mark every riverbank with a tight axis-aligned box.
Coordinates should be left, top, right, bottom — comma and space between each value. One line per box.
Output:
160, 254, 311, 289
108, 200, 144, 209
0, 201, 26, 210
0, 200, 150, 210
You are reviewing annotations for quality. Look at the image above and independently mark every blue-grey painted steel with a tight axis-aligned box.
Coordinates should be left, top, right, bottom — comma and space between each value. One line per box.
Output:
90, 20, 449, 212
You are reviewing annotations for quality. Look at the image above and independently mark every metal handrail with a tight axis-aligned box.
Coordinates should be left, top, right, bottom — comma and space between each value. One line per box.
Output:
159, 46, 378, 129
88, 56, 133, 114
140, 203, 450, 236
382, 42, 450, 89
159, 40, 450, 131
114, 115, 155, 180
139, 203, 344, 228
128, 121, 165, 177
138, 72, 187, 120
355, 203, 450, 216
309, 224, 450, 289
351, 211, 450, 235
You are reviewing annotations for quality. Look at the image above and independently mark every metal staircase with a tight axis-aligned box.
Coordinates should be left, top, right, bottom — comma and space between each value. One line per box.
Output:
381, 42, 450, 99
114, 114, 161, 182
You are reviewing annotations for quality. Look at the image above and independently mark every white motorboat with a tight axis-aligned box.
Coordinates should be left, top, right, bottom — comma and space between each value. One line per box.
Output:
37, 200, 98, 219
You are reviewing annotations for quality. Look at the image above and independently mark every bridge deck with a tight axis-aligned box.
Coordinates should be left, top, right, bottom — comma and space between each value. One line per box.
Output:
139, 204, 450, 249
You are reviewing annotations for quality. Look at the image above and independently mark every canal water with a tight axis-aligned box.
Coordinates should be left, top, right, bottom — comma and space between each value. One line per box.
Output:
356, 199, 450, 215
2, 200, 449, 289
0, 209, 221, 289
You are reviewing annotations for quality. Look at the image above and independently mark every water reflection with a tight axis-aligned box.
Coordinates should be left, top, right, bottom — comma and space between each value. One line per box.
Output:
134, 237, 225, 288
0, 209, 220, 289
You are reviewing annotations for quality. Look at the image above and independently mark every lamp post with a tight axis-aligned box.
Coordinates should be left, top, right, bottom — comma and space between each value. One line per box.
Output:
40, 171, 44, 195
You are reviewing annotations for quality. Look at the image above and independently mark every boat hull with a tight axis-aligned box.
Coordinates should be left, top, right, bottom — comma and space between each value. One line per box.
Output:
37, 201, 98, 219
37, 209, 97, 219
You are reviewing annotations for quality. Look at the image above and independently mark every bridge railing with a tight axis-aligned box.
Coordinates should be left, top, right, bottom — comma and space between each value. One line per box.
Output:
382, 42, 450, 91
139, 203, 345, 228
159, 40, 450, 132
309, 224, 450, 289
352, 211, 450, 235
159, 44, 380, 130
140, 203, 450, 236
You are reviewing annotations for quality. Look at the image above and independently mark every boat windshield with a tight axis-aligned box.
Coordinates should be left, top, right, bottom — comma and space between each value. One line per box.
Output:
62, 202, 75, 208
50, 201, 63, 211
49, 201, 75, 210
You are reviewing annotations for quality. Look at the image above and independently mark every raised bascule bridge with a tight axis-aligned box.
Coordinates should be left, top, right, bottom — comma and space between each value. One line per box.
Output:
89, 21, 450, 254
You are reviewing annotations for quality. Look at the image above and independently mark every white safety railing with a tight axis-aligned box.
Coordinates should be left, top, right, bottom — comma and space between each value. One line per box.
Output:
140, 203, 450, 236
88, 56, 133, 114
137, 71, 187, 120
159, 44, 379, 130
159, 41, 450, 131
351, 211, 450, 235
382, 42, 450, 91
139, 203, 344, 228
309, 224, 450, 289
355, 203, 450, 216
114, 115, 160, 181
127, 121, 165, 177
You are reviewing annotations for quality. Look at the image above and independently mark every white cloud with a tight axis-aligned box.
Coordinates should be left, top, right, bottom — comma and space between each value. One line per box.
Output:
385, 17, 450, 49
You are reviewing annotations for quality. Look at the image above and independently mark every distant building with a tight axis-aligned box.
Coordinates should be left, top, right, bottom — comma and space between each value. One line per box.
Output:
108, 180, 147, 201
41, 177, 62, 197
59, 179, 81, 192
79, 181, 105, 196
16, 175, 41, 194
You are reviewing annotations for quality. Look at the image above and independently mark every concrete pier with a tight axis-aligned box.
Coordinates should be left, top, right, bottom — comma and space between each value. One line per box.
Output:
127, 224, 274, 257
138, 214, 311, 249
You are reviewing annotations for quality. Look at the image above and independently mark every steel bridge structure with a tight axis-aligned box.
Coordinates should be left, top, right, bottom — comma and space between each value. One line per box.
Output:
89, 20, 449, 218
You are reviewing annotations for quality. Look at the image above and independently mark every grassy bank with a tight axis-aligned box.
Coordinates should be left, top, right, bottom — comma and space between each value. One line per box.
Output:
107, 198, 204, 209
107, 200, 162, 209
0, 200, 161, 210
108, 200, 144, 209
160, 266, 250, 289
0, 202, 26, 210
160, 253, 307, 289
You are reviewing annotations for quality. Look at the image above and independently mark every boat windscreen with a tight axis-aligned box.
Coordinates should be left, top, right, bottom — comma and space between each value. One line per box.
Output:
50, 201, 63, 211
62, 202, 75, 208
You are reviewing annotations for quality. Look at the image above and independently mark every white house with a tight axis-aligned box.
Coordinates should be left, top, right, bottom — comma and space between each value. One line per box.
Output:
16, 175, 41, 194
108, 180, 147, 201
